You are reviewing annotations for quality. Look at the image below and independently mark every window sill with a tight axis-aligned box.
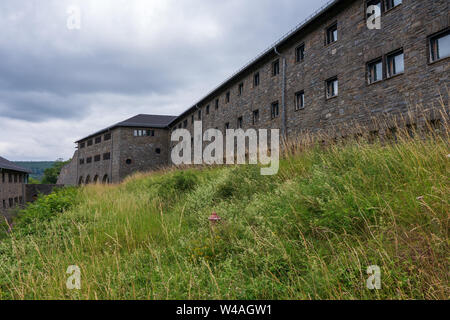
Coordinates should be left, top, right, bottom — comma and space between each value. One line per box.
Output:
295, 107, 305, 112
326, 95, 338, 101
428, 55, 450, 66
386, 72, 404, 81
367, 79, 384, 86
324, 41, 338, 48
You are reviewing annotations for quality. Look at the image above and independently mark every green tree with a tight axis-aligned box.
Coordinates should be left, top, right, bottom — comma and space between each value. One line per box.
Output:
41, 158, 70, 184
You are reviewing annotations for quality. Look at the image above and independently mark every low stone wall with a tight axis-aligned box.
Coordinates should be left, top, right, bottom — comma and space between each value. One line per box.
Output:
24, 184, 64, 203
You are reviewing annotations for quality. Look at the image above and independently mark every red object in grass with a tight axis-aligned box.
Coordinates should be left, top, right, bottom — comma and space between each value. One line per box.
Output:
208, 212, 222, 223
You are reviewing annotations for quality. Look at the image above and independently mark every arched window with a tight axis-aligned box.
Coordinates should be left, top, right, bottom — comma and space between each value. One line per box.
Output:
78, 176, 84, 185
93, 175, 99, 184
85, 175, 91, 185
102, 174, 109, 184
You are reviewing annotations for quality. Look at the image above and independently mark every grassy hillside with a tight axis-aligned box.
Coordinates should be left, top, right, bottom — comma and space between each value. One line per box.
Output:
13, 161, 55, 181
0, 129, 448, 300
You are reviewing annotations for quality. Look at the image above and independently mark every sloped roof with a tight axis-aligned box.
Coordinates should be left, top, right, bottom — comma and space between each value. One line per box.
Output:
0, 156, 32, 173
76, 114, 177, 143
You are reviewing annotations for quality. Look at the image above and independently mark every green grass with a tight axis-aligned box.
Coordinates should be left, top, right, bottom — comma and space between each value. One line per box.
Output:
0, 130, 448, 300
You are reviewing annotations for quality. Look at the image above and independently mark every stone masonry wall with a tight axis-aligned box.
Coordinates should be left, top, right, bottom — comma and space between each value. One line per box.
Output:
169, 0, 449, 160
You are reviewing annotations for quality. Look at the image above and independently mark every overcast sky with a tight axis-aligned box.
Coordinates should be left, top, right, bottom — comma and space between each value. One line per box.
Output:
0, 0, 330, 161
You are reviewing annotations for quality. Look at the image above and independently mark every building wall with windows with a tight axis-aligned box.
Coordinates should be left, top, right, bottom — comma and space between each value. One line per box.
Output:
65, 126, 171, 185
168, 0, 449, 156
0, 157, 30, 217
59, 0, 449, 185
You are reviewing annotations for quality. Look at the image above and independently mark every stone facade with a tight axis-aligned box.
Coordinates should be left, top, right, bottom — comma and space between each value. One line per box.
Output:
59, 0, 449, 185
0, 157, 30, 217
61, 114, 176, 185
169, 0, 449, 148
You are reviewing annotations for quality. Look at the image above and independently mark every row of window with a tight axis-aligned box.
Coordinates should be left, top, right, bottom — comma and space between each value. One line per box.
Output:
133, 129, 155, 137
79, 132, 112, 149
1, 172, 26, 184
80, 152, 111, 165
2, 197, 23, 209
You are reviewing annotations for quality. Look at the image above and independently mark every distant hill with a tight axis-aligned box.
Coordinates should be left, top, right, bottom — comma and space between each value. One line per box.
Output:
13, 161, 55, 181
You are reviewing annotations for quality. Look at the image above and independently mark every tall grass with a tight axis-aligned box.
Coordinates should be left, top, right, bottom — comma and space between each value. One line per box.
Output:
0, 105, 448, 300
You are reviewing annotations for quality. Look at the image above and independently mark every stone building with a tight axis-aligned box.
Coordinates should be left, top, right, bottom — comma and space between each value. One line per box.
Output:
0, 156, 31, 215
59, 0, 449, 185
58, 114, 176, 185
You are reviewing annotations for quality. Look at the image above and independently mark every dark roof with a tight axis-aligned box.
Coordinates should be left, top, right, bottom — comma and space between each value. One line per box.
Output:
76, 114, 177, 143
0, 156, 32, 173
169, 0, 346, 126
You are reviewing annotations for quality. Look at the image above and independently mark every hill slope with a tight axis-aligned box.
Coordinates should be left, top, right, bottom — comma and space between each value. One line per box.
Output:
0, 133, 448, 300
12, 161, 55, 181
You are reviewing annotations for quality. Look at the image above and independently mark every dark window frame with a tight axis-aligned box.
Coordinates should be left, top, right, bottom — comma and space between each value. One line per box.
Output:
253, 72, 260, 87
295, 91, 305, 110
238, 83, 244, 96
326, 22, 338, 45
295, 43, 305, 63
429, 28, 450, 63
272, 59, 280, 76
326, 77, 339, 99
386, 48, 404, 78
367, 57, 384, 84
252, 109, 259, 125
271, 101, 279, 119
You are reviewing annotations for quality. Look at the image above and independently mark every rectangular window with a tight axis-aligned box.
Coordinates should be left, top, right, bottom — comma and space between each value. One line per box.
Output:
134, 130, 138, 137
385, 0, 402, 11
296, 44, 305, 62
191, 115, 194, 124
238, 83, 244, 96
326, 77, 338, 98
94, 155, 101, 162
367, 58, 383, 84
198, 109, 202, 120
87, 139, 93, 146
271, 102, 279, 119
215, 99, 219, 110
326, 23, 338, 44
225, 122, 230, 130
430, 30, 450, 62
103, 152, 111, 160
386, 49, 404, 77
79, 142, 85, 149
147, 129, 155, 136
253, 72, 260, 87
272, 59, 280, 76
237, 117, 243, 129
86, 157, 92, 164
295, 91, 305, 110
206, 105, 210, 115
79, 159, 84, 165
183, 120, 188, 128
226, 91, 230, 103
95, 136, 101, 144
104, 133, 111, 141
252, 109, 259, 125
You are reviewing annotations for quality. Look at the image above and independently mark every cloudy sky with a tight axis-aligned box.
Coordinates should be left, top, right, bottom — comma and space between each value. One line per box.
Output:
0, 0, 329, 161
